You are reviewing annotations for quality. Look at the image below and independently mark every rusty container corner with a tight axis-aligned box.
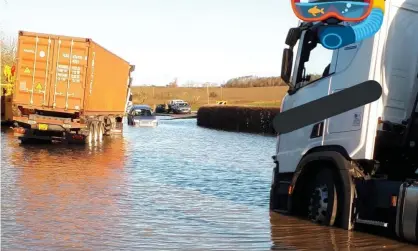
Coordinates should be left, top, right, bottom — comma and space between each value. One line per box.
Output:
12, 30, 132, 116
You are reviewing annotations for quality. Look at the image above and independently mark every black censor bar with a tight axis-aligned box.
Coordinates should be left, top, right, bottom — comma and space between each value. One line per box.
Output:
273, 80, 383, 134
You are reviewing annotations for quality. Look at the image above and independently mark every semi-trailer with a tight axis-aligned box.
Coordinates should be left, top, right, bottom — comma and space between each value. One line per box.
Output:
11, 31, 134, 144
270, 0, 417, 244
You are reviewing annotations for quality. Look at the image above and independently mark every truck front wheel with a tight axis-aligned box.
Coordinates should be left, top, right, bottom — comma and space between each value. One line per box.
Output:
307, 168, 339, 226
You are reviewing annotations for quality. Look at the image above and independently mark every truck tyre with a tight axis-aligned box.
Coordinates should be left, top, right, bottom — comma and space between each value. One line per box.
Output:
269, 185, 280, 211
98, 121, 104, 142
92, 121, 99, 142
87, 122, 95, 144
104, 118, 112, 135
307, 167, 339, 226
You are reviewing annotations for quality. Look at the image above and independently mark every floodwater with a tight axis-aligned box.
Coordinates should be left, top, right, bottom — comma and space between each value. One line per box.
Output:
1, 118, 416, 250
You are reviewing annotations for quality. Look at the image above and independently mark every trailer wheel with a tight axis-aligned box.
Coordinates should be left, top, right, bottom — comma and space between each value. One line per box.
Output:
307, 168, 339, 226
92, 121, 99, 142
87, 122, 95, 144
104, 118, 112, 135
98, 121, 104, 142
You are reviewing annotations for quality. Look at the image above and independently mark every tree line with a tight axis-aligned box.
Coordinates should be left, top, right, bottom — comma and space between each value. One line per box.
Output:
221, 74, 322, 88
221, 76, 285, 88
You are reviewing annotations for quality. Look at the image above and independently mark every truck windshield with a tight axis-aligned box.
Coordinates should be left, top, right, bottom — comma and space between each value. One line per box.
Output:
294, 28, 333, 89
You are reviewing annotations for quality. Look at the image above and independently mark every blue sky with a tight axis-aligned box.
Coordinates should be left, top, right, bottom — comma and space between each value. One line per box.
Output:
0, 0, 331, 86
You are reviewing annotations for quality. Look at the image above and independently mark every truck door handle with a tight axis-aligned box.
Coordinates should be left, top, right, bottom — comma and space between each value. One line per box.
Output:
310, 121, 324, 139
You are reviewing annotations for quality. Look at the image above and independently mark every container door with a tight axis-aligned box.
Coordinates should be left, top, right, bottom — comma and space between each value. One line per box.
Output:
49, 38, 89, 111
14, 35, 55, 107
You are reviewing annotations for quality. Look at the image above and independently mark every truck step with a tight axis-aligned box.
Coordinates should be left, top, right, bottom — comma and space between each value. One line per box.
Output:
355, 218, 388, 227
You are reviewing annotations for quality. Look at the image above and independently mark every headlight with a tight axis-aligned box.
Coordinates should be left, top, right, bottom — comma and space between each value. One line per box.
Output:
27, 120, 37, 125
63, 124, 72, 129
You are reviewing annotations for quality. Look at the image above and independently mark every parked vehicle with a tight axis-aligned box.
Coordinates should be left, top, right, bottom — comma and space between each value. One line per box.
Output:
167, 99, 185, 113
270, 0, 418, 244
155, 104, 167, 113
172, 102, 192, 114
11, 31, 134, 144
127, 105, 158, 127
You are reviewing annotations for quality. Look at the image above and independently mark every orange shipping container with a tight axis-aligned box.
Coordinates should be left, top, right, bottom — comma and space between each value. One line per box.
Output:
13, 31, 132, 115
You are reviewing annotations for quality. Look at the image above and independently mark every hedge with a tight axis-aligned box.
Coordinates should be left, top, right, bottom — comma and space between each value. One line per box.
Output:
197, 105, 281, 135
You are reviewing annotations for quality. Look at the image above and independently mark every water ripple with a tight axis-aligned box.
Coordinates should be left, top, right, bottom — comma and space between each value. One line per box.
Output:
1, 121, 416, 250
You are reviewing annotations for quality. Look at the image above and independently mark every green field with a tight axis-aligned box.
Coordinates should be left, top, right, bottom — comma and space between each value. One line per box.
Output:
131, 86, 289, 110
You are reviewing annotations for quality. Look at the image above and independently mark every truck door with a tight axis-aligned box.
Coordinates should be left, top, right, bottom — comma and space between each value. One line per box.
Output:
326, 40, 365, 135
49, 38, 89, 111
14, 35, 55, 107
276, 29, 337, 173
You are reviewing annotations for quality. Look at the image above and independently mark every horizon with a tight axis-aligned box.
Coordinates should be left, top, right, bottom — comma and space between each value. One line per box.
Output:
0, 0, 332, 86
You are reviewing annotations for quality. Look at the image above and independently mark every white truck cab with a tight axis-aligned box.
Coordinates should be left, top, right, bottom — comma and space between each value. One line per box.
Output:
270, 0, 418, 244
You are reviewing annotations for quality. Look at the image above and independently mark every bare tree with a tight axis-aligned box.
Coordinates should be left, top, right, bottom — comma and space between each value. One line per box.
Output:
1, 35, 17, 86
133, 90, 148, 104
166, 78, 178, 87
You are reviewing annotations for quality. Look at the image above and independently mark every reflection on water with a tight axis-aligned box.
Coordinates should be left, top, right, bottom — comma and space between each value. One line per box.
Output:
1, 120, 416, 250
269, 213, 415, 251
2, 132, 128, 250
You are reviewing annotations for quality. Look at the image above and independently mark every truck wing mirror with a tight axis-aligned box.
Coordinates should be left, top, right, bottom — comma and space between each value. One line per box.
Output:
285, 28, 301, 47
281, 48, 293, 85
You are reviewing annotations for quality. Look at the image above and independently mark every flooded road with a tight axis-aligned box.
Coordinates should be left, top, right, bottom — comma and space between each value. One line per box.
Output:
1, 118, 416, 250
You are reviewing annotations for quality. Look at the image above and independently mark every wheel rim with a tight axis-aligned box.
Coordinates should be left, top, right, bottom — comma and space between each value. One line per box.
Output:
308, 184, 329, 224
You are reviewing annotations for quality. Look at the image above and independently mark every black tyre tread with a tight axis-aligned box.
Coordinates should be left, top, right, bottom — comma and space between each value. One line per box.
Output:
104, 118, 112, 135
308, 167, 339, 226
85, 121, 95, 144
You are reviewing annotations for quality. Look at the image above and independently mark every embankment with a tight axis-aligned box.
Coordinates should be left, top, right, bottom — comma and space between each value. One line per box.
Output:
197, 106, 281, 135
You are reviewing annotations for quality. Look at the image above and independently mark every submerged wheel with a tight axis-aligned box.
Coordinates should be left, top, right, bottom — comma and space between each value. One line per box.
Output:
98, 121, 104, 142
307, 168, 339, 226
92, 121, 99, 142
104, 118, 112, 135
87, 122, 95, 144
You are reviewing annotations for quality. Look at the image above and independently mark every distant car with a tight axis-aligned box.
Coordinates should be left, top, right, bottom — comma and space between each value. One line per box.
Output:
167, 99, 186, 113
127, 105, 158, 127
155, 104, 167, 113
172, 102, 192, 114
